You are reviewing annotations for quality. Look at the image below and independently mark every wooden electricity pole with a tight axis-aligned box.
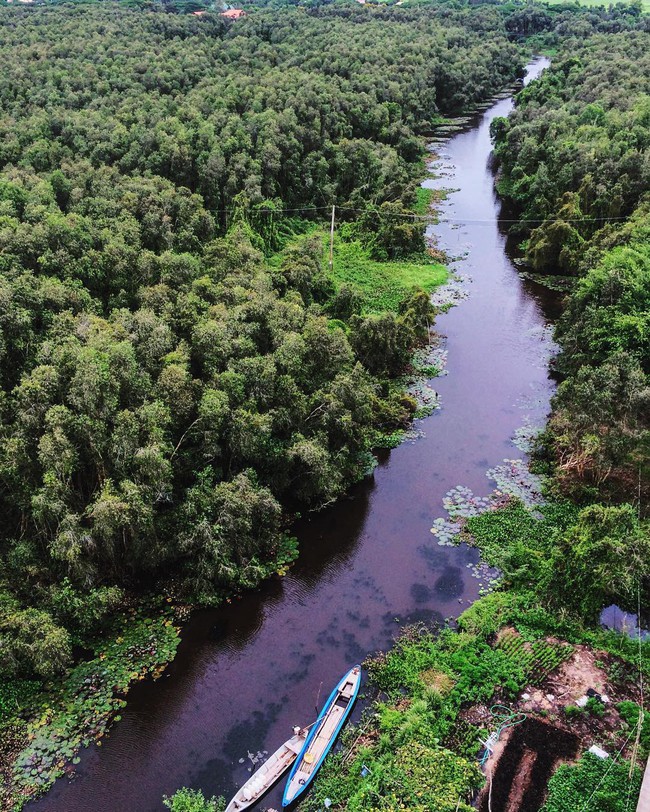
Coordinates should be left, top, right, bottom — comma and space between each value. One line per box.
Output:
329, 204, 335, 272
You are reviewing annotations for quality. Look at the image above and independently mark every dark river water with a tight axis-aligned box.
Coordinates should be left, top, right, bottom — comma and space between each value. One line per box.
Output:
32, 57, 555, 812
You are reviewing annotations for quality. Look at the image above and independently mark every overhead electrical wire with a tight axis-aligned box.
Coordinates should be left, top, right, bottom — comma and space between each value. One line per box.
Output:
219, 202, 630, 225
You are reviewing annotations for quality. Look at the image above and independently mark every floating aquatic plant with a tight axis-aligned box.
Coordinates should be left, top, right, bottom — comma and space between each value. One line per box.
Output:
430, 485, 493, 547
411, 342, 447, 378
486, 458, 544, 508
408, 381, 440, 416
430, 516, 463, 547
402, 426, 427, 443
430, 273, 471, 310
512, 420, 543, 453
523, 323, 558, 369
8, 612, 180, 807
429, 421, 547, 583
442, 485, 493, 519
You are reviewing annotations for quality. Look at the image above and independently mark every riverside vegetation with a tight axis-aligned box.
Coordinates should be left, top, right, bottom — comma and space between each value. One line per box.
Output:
0, 0, 648, 809
0, 1, 529, 808
297, 21, 650, 812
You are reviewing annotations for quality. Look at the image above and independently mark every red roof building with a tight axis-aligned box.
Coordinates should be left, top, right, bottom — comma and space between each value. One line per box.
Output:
221, 8, 246, 18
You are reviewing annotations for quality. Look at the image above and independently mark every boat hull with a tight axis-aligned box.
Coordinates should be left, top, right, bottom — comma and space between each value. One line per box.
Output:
225, 729, 307, 812
282, 665, 361, 806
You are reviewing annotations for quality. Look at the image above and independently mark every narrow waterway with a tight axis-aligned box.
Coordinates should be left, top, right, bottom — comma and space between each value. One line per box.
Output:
32, 57, 554, 812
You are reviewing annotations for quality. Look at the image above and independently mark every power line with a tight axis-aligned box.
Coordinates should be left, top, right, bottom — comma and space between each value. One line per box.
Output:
580, 721, 641, 812
332, 205, 632, 224
224, 202, 631, 225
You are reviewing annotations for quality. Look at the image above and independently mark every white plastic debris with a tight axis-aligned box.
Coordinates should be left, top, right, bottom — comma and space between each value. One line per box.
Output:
521, 693, 531, 701
546, 694, 555, 701
576, 696, 589, 707
588, 745, 609, 759
601, 694, 610, 704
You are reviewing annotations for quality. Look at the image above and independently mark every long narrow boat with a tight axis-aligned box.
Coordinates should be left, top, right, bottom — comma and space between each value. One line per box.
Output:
225, 727, 308, 812
282, 665, 362, 807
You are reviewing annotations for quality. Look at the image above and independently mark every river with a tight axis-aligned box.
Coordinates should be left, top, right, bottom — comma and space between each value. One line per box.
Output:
31, 57, 554, 812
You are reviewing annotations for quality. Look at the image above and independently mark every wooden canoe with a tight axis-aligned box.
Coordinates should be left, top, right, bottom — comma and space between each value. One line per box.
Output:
282, 665, 361, 806
225, 727, 308, 812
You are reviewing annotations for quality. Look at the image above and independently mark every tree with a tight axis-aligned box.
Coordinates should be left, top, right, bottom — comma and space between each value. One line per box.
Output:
178, 471, 282, 599
350, 312, 413, 377
543, 504, 650, 621
0, 608, 72, 680
162, 788, 224, 812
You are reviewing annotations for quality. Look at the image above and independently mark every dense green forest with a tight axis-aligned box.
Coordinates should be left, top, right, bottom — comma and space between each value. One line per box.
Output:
1, 0, 649, 809
0, 2, 528, 682
297, 21, 650, 812
492, 34, 650, 503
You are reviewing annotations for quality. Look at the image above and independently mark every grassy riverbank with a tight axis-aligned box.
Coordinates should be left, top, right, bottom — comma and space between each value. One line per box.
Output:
303, 582, 648, 812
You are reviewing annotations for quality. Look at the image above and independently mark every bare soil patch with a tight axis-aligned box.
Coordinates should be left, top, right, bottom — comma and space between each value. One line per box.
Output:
470, 640, 643, 811
478, 717, 579, 812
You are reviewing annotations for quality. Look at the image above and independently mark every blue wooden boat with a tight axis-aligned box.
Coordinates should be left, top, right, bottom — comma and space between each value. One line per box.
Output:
282, 665, 361, 806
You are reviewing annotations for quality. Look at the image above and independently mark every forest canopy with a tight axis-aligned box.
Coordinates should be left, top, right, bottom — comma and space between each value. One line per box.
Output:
492, 32, 650, 505
0, 0, 647, 677
0, 0, 530, 677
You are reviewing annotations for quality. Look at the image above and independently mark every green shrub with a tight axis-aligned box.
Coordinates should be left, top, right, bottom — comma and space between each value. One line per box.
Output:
617, 700, 650, 755
163, 788, 224, 812
542, 752, 642, 812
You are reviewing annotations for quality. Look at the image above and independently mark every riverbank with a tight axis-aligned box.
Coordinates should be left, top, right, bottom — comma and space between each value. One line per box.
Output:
2, 209, 450, 812
302, 491, 649, 811
302, 595, 648, 812
25, 58, 561, 812
1, 610, 181, 811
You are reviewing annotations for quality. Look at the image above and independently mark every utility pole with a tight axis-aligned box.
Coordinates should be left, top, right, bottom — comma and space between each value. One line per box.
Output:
329, 204, 335, 272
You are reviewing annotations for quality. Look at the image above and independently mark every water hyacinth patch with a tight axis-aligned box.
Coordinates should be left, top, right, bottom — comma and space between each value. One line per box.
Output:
519, 271, 576, 293
375, 336, 446, 448
442, 486, 492, 519
469, 561, 502, 595
411, 343, 448, 378
409, 381, 440, 418
406, 338, 446, 417
524, 323, 558, 370
431, 487, 495, 548
431, 516, 464, 547
402, 426, 427, 444
430, 273, 471, 310
430, 429, 546, 562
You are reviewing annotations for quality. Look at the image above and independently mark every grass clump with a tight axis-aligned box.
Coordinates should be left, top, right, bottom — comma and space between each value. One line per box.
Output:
419, 668, 455, 697
326, 236, 446, 315
413, 187, 437, 217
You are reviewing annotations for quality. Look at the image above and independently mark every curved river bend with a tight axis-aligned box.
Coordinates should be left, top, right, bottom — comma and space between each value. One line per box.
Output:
32, 57, 555, 812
